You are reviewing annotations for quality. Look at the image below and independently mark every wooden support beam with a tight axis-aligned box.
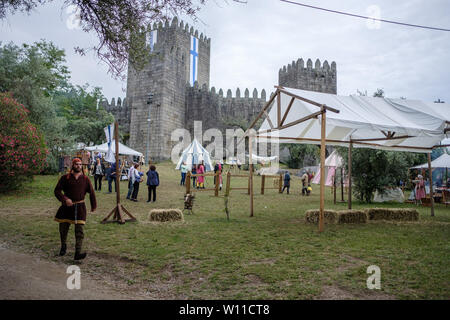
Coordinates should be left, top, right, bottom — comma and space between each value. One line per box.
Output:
348, 140, 353, 210
280, 97, 295, 127
261, 175, 265, 195
319, 108, 326, 232
277, 92, 281, 127
249, 136, 254, 217
225, 172, 231, 196
427, 153, 435, 217
274, 86, 340, 113
258, 111, 322, 135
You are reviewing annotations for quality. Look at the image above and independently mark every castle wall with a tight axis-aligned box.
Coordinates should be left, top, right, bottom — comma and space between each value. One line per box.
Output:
278, 58, 337, 94
105, 18, 339, 162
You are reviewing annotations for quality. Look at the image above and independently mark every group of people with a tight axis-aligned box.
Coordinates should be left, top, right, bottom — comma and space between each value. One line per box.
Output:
126, 163, 160, 202
179, 160, 223, 190
281, 170, 313, 195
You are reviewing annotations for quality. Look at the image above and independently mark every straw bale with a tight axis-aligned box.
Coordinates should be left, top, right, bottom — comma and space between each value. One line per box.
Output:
337, 210, 367, 224
365, 208, 419, 221
149, 209, 184, 222
305, 209, 338, 224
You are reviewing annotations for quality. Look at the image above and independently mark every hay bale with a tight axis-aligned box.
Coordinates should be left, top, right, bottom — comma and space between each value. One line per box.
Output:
305, 209, 338, 224
149, 209, 183, 222
366, 208, 419, 221
337, 210, 367, 224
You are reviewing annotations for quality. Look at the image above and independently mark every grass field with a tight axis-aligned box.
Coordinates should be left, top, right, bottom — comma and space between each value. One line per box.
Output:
0, 161, 449, 299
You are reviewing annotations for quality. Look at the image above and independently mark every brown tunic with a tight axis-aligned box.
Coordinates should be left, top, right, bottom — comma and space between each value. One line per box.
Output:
54, 173, 97, 225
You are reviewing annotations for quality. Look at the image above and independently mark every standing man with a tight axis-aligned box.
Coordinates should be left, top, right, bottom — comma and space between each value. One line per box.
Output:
180, 161, 188, 186
282, 171, 291, 194
301, 171, 309, 196
54, 158, 96, 260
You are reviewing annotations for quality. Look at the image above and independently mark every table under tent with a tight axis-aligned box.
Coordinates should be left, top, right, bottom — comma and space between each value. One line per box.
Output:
242, 86, 449, 232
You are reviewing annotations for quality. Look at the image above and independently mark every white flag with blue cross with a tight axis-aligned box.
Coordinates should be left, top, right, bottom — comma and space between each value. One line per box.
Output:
189, 35, 199, 86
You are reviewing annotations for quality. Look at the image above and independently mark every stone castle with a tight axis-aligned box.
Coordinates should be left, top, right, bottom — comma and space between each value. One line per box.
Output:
103, 17, 337, 161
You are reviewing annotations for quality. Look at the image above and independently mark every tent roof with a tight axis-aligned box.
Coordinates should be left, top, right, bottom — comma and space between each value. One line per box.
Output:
254, 87, 448, 153
324, 150, 343, 167
175, 138, 213, 171
411, 153, 450, 169
85, 141, 143, 156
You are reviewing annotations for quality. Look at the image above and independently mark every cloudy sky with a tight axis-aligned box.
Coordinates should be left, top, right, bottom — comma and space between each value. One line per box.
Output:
1, 0, 449, 103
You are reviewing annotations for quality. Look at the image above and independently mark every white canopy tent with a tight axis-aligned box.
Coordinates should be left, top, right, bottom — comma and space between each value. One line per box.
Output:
175, 138, 213, 172
411, 153, 450, 169
85, 141, 143, 157
244, 86, 449, 231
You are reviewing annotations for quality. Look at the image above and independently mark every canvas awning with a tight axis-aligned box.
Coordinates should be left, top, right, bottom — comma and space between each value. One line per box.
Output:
411, 153, 450, 169
85, 141, 143, 157
254, 87, 448, 153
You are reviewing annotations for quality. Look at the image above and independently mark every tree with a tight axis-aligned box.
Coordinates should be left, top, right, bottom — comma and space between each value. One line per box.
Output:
0, 40, 73, 173
53, 84, 115, 145
0, 93, 48, 192
0, 0, 246, 79
336, 146, 426, 203
282, 144, 319, 169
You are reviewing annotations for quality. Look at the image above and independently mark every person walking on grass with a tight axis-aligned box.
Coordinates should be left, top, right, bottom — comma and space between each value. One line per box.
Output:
130, 164, 142, 202
93, 157, 105, 191
54, 158, 96, 260
282, 171, 291, 194
197, 161, 205, 189
180, 161, 188, 186
146, 165, 160, 202
126, 162, 136, 200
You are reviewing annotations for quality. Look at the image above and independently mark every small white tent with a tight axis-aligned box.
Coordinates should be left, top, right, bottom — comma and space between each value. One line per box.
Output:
85, 141, 143, 157
411, 153, 450, 169
175, 138, 213, 172
312, 150, 345, 186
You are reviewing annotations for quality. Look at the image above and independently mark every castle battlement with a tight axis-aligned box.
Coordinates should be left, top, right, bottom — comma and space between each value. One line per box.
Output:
150, 17, 211, 46
188, 82, 267, 100
278, 57, 337, 94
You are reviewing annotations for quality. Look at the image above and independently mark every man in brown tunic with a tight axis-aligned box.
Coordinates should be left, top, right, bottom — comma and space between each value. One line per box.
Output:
54, 158, 96, 260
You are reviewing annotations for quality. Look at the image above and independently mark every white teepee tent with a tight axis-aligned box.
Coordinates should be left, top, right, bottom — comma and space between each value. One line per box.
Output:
175, 138, 213, 171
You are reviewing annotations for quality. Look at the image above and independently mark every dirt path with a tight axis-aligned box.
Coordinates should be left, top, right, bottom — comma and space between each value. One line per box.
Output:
0, 242, 142, 300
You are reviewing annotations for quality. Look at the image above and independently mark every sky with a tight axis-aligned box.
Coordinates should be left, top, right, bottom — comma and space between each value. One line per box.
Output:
1, 0, 449, 103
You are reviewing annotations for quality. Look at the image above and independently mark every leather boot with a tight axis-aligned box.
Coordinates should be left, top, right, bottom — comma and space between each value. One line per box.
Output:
74, 251, 87, 260
59, 244, 67, 256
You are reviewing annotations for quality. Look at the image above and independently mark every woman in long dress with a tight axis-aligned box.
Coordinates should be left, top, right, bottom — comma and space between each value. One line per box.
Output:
197, 161, 205, 189
414, 174, 426, 205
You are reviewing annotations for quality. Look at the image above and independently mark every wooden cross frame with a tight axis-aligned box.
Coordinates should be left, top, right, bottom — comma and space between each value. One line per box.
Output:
101, 121, 137, 224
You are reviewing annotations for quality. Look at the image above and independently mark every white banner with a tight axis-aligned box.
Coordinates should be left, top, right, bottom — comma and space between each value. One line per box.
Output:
104, 123, 115, 163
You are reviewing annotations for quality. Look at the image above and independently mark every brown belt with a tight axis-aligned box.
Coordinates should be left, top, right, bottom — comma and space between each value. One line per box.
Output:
73, 200, 85, 204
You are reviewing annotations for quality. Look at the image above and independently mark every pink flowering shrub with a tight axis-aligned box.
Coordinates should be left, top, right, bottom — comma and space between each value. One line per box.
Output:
0, 93, 48, 192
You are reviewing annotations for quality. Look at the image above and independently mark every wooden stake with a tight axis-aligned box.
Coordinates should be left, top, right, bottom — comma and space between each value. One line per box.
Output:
186, 171, 191, 195
215, 171, 219, 197
279, 174, 283, 193
319, 108, 326, 233
226, 171, 231, 196
101, 121, 136, 224
427, 153, 435, 217
348, 140, 353, 210
261, 175, 265, 195
249, 136, 254, 217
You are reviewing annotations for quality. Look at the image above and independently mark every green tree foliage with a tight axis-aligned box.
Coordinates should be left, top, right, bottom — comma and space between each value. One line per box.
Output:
53, 84, 115, 145
0, 93, 48, 192
0, 40, 72, 173
283, 144, 319, 169
0, 0, 244, 78
336, 146, 426, 203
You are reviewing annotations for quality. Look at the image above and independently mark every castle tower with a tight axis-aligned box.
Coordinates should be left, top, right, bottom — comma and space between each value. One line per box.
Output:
278, 58, 337, 94
126, 18, 211, 161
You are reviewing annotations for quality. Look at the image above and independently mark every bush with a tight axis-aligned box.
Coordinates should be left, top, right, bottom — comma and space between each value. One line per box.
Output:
366, 208, 419, 221
149, 209, 183, 222
0, 93, 48, 192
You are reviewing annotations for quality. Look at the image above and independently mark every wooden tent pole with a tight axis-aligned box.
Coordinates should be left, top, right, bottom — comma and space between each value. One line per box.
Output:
114, 122, 124, 223
348, 140, 353, 210
319, 108, 326, 233
341, 167, 344, 202
427, 153, 435, 217
249, 136, 254, 217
